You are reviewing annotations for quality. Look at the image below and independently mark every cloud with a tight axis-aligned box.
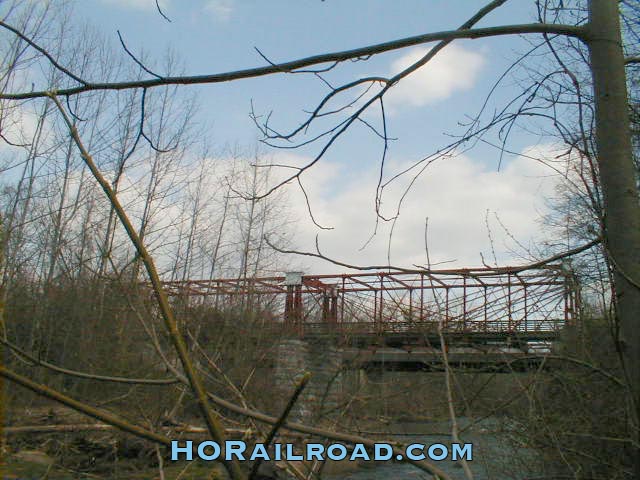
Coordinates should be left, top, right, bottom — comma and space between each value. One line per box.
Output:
0, 103, 52, 168
203, 0, 233, 21
99, 0, 169, 11
275, 149, 562, 274
0, 104, 40, 146
384, 44, 485, 110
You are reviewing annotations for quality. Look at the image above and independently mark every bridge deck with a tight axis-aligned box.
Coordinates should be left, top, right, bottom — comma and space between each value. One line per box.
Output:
303, 326, 561, 346
343, 347, 552, 372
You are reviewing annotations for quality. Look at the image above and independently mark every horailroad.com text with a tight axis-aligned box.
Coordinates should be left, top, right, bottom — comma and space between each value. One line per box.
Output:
171, 440, 473, 462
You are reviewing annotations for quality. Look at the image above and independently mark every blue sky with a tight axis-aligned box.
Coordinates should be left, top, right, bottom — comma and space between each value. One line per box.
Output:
77, 1, 541, 156
72, 0, 565, 272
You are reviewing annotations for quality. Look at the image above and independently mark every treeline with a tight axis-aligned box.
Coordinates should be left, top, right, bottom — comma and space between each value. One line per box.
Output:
0, 2, 295, 384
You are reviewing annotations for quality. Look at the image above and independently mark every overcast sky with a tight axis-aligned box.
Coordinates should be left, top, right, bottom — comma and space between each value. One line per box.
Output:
74, 0, 566, 274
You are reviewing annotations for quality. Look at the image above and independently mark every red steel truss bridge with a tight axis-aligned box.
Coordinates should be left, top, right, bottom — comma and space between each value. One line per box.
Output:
160, 265, 578, 348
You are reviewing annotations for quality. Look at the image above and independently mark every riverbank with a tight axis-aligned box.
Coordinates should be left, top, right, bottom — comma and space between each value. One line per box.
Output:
3, 413, 546, 480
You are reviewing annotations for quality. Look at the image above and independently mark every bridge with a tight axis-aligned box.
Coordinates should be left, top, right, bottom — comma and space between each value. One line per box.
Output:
158, 265, 578, 416
161, 265, 578, 366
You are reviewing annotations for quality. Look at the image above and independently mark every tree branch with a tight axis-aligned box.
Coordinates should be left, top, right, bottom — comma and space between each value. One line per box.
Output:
1, 23, 585, 100
249, 373, 310, 480
0, 19, 88, 86
0, 365, 172, 447
264, 235, 601, 276
0, 337, 180, 385
46, 94, 245, 480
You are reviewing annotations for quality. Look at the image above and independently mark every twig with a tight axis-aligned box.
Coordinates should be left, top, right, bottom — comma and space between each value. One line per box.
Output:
0, 366, 171, 446
297, 177, 333, 230
155, 444, 166, 480
0, 19, 87, 85
117, 31, 164, 80
425, 217, 474, 480
0, 337, 179, 385
155, 0, 172, 22
249, 373, 311, 480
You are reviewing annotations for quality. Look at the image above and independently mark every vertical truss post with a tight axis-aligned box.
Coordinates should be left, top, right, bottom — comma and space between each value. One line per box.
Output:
294, 284, 302, 335
420, 274, 424, 322
408, 288, 413, 323
378, 274, 384, 335
445, 287, 450, 331
462, 276, 467, 332
507, 273, 512, 333
340, 277, 345, 323
524, 283, 528, 333
285, 285, 294, 325
564, 279, 569, 330
322, 292, 330, 322
573, 279, 580, 328
373, 290, 378, 328
284, 272, 303, 334
322, 286, 338, 326
330, 287, 338, 323
483, 285, 488, 333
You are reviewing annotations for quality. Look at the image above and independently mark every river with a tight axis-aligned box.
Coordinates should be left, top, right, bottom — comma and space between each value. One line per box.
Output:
326, 417, 548, 480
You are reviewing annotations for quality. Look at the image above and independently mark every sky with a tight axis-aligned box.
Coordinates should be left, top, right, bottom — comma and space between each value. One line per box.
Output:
72, 0, 567, 274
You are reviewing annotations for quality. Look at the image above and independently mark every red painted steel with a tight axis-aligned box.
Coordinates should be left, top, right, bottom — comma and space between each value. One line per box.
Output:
158, 265, 576, 336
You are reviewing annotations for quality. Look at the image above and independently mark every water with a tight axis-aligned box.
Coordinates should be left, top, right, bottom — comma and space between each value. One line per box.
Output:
326, 417, 547, 480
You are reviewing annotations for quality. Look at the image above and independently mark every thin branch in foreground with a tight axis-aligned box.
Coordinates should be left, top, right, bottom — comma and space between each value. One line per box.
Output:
0, 365, 171, 447
264, 235, 601, 275
424, 217, 474, 480
117, 30, 164, 80
155, 0, 172, 22
46, 93, 244, 480
0, 23, 585, 100
0, 337, 179, 385
0, 19, 88, 86
297, 177, 333, 231
249, 373, 311, 480
249, 0, 523, 206
3, 423, 250, 437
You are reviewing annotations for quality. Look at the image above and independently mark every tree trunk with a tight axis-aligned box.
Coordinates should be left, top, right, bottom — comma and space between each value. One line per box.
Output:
587, 0, 640, 469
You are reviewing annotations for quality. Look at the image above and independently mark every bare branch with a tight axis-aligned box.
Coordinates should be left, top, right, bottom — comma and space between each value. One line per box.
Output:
264, 234, 600, 275
117, 30, 164, 80
0, 337, 179, 385
249, 0, 530, 202
0, 365, 172, 447
297, 177, 333, 231
155, 0, 172, 22
0, 23, 585, 100
0, 19, 88, 86
46, 93, 244, 480
249, 373, 311, 480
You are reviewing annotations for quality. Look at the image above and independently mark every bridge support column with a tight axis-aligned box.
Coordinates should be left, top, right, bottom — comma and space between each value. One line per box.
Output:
274, 339, 343, 423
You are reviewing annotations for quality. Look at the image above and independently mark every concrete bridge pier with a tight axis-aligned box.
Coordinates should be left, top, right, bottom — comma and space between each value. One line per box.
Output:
274, 339, 343, 423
